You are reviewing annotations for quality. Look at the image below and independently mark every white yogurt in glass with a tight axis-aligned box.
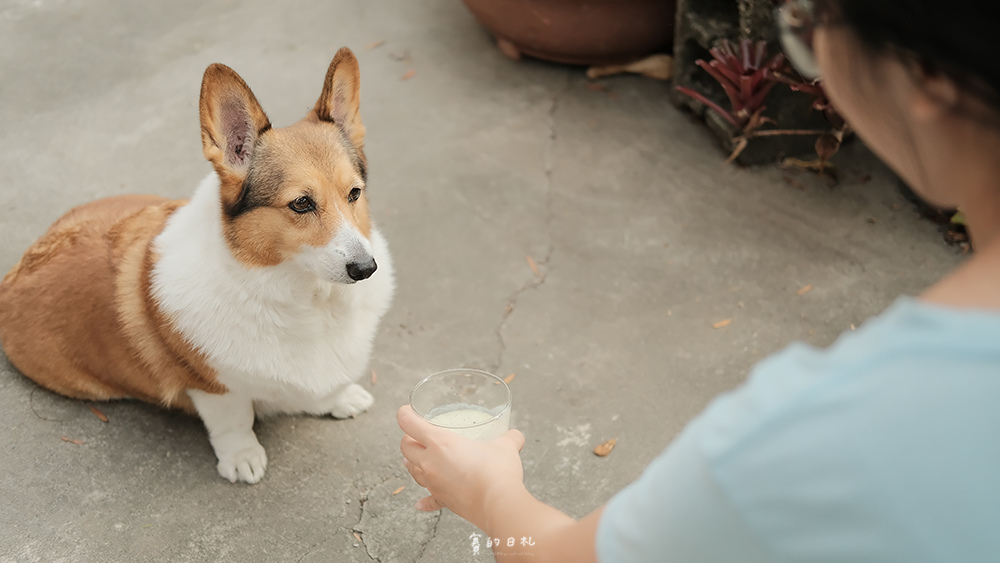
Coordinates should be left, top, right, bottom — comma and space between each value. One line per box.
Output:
428, 405, 510, 440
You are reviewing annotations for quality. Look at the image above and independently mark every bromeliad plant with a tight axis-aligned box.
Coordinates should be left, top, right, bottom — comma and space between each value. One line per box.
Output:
676, 39, 832, 164
676, 39, 785, 161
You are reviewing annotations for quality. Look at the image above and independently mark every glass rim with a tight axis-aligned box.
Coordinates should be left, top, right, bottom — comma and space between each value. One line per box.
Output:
409, 368, 512, 430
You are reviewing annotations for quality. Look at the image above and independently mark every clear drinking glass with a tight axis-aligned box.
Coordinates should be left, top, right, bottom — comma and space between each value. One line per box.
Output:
409, 369, 511, 440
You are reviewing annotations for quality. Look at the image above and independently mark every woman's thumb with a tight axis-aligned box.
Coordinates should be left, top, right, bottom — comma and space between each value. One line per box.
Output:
415, 495, 446, 512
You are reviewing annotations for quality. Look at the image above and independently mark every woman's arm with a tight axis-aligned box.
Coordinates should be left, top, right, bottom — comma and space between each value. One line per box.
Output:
484, 491, 603, 562
397, 405, 602, 562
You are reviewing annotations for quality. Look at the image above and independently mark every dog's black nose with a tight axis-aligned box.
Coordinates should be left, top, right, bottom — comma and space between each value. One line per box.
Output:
346, 258, 377, 281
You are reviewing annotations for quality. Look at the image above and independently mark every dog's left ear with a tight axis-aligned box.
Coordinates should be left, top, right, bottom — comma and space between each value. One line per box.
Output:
314, 47, 365, 149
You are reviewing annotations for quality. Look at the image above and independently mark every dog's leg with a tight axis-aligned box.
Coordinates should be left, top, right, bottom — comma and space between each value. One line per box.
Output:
252, 383, 374, 419
188, 389, 267, 484
324, 383, 375, 419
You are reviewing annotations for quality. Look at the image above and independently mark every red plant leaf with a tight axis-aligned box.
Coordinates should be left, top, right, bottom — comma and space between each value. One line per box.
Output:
696, 60, 744, 111
675, 86, 741, 128
721, 40, 739, 61
713, 43, 742, 73
741, 39, 753, 70
710, 59, 742, 86
739, 75, 754, 107
746, 80, 779, 112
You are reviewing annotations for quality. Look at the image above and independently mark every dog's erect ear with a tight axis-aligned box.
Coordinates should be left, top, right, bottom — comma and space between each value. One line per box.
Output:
199, 64, 271, 181
313, 47, 365, 149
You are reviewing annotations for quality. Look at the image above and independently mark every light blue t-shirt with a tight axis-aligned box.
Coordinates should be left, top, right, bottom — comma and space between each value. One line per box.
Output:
597, 297, 1000, 562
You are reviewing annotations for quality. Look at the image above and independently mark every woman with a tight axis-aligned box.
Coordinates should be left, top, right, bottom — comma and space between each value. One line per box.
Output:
398, 0, 1000, 560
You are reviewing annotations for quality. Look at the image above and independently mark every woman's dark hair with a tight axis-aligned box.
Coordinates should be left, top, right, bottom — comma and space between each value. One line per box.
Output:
819, 0, 1000, 110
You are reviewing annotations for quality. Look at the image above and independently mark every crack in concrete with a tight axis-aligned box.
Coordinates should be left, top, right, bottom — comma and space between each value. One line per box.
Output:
353, 474, 396, 562
295, 545, 317, 563
413, 510, 443, 562
493, 76, 572, 373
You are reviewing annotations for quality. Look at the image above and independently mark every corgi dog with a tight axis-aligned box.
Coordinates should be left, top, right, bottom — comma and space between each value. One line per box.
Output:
0, 47, 394, 484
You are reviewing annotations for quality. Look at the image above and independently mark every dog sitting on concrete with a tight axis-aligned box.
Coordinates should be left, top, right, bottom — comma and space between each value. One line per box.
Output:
0, 47, 394, 484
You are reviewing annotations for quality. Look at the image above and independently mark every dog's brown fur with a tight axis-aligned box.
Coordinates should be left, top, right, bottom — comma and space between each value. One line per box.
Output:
0, 196, 221, 412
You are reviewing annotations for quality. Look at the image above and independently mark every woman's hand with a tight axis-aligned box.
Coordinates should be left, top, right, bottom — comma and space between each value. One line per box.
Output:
397, 405, 526, 531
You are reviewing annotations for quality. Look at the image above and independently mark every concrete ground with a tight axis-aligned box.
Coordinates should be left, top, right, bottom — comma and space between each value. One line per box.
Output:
0, 0, 963, 561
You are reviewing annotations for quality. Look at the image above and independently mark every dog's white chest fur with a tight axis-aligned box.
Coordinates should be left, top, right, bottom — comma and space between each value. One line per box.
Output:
151, 174, 394, 399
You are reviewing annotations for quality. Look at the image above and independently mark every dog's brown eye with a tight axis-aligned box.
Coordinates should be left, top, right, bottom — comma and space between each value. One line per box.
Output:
288, 196, 315, 214
348, 187, 362, 203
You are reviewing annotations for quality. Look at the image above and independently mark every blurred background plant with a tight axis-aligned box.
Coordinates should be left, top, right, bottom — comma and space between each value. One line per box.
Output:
675, 39, 785, 161
676, 39, 849, 177
769, 70, 852, 179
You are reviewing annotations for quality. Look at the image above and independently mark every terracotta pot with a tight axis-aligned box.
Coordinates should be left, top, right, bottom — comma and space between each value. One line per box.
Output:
461, 0, 676, 66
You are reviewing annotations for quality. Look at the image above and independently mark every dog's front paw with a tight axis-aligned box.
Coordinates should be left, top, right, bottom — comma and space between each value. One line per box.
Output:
327, 383, 374, 419
216, 443, 268, 484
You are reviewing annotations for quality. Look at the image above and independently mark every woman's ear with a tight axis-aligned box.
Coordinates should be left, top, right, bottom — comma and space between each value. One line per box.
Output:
910, 66, 959, 122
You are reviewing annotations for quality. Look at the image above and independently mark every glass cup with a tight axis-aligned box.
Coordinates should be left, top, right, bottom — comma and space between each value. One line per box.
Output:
409, 369, 511, 440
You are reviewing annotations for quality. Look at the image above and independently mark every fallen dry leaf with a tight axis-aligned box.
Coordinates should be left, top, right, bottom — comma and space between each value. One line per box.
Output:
392, 486, 406, 495
61, 436, 84, 445
371, 370, 377, 384
503, 373, 516, 384
712, 319, 732, 329
366, 39, 386, 50
815, 132, 841, 162
586, 54, 674, 80
353, 532, 362, 542
781, 156, 836, 174
401, 69, 416, 81
593, 438, 617, 457
90, 405, 109, 423
797, 284, 813, 295
526, 255, 541, 278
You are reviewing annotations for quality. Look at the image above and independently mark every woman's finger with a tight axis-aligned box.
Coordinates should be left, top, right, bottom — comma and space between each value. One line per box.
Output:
402, 457, 428, 487
400, 435, 428, 464
415, 495, 446, 512
397, 405, 440, 445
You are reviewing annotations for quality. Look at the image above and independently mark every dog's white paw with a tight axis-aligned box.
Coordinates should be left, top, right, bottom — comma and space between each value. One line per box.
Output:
216, 443, 268, 484
327, 383, 374, 419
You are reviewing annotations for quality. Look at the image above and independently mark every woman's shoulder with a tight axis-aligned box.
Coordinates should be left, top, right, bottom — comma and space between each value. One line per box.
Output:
711, 296, 1000, 442
686, 296, 1000, 560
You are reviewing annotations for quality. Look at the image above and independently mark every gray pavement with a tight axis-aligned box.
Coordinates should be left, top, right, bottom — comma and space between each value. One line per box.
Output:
0, 1, 963, 561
